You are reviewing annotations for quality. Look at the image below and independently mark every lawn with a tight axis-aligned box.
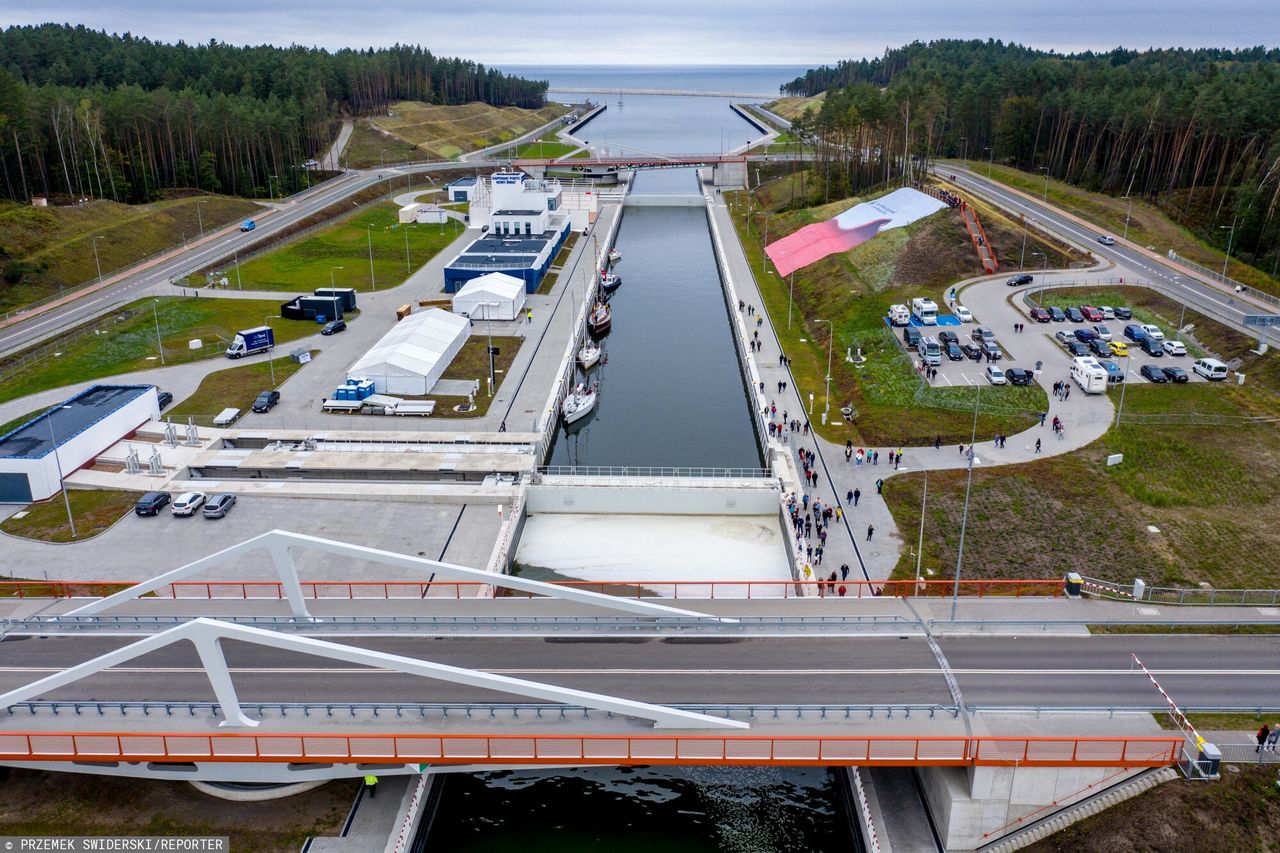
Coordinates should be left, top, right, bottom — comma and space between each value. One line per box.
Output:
764, 94, 826, 122
962, 161, 1280, 297
724, 175, 1078, 445
344, 120, 427, 167
511, 141, 579, 159
164, 351, 315, 426
370, 101, 570, 161
1, 488, 142, 543
0, 297, 323, 406
230, 202, 465, 292
430, 336, 520, 418
0, 194, 264, 314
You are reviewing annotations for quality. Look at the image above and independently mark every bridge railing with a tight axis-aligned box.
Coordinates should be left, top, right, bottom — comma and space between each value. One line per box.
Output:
536, 465, 775, 479
0, 731, 1182, 768
1082, 577, 1280, 607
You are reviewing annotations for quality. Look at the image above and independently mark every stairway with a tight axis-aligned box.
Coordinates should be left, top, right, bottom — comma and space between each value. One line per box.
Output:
959, 203, 999, 273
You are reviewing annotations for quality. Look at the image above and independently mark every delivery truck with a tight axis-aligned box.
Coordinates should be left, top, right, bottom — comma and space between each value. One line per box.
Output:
226, 326, 275, 359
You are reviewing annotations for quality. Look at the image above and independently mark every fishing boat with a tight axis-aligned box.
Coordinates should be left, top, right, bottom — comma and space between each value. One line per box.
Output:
588, 301, 612, 336
607, 248, 622, 264
578, 342, 602, 370
600, 272, 622, 292
562, 382, 597, 424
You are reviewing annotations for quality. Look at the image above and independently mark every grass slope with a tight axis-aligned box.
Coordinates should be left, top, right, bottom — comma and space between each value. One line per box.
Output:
0, 194, 263, 313
0, 297, 321, 405
344, 121, 427, 168
370, 101, 569, 161
0, 489, 142, 542
165, 352, 314, 426
765, 94, 826, 121
232, 202, 464, 292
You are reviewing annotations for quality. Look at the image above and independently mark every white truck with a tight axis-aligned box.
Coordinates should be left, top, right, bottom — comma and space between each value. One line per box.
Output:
911, 297, 938, 325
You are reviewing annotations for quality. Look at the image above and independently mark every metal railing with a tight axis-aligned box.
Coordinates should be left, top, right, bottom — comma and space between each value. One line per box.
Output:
1083, 576, 1280, 607
0, 731, 1182, 768
1210, 743, 1280, 765
849, 767, 883, 853
537, 465, 774, 479
1166, 251, 1280, 309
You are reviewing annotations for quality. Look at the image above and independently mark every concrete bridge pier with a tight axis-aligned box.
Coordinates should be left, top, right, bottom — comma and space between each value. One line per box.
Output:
712, 160, 747, 189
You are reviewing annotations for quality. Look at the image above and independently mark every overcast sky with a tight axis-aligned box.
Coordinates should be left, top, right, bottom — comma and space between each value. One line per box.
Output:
7, 1, 1279, 66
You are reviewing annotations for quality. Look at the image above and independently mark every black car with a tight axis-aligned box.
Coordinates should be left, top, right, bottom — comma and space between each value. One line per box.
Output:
938, 330, 959, 346
1006, 274, 1034, 286
1065, 307, 1085, 323
320, 320, 347, 336
1162, 365, 1189, 383
961, 342, 982, 360
252, 390, 281, 413
971, 326, 996, 344
1066, 341, 1091, 357
156, 390, 173, 410
1005, 367, 1034, 385
1140, 364, 1168, 383
1049, 306, 1067, 322
945, 342, 963, 361
1140, 336, 1164, 357
903, 327, 922, 350
1113, 306, 1134, 320
1088, 338, 1111, 357
135, 491, 171, 516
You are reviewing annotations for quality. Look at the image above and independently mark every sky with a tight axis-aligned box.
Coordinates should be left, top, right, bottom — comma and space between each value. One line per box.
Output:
6, 0, 1279, 67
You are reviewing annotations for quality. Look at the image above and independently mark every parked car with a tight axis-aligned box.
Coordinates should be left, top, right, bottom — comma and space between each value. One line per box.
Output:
1055, 330, 1073, 345
135, 491, 170, 516
1141, 324, 1165, 343
1099, 306, 1117, 319
1109, 340, 1130, 357
1049, 306, 1067, 322
954, 305, 973, 323
1006, 274, 1034, 286
985, 365, 1007, 385
171, 492, 207, 517
1162, 365, 1189, 383
1140, 336, 1164, 356
1113, 306, 1133, 320
1092, 324, 1113, 341
945, 342, 964, 361
903, 326, 923, 350
1099, 360, 1124, 383
1066, 341, 1091, 357
1065, 307, 1085, 323
320, 320, 347, 336
1088, 338, 1112, 358
1005, 367, 1034, 385
1123, 323, 1147, 342
1029, 307, 1051, 323
156, 390, 174, 410
1140, 364, 1168, 383
252, 390, 281, 413
1074, 328, 1098, 343
1097, 235, 1117, 246
981, 341, 1003, 360
971, 326, 997, 344
1080, 305, 1104, 322
1162, 340, 1186, 356
938, 330, 959, 346
203, 493, 237, 519
961, 342, 982, 361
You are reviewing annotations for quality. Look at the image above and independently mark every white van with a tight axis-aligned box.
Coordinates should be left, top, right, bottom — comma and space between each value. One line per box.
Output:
1070, 356, 1107, 394
1193, 357, 1228, 380
887, 304, 911, 327
921, 336, 942, 366
911, 297, 938, 325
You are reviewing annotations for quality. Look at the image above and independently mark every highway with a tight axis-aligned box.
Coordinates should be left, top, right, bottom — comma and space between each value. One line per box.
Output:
2, 633, 1277, 710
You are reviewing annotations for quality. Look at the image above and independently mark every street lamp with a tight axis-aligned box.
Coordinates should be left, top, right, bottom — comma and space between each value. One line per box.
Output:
263, 315, 279, 385
787, 273, 795, 329
1220, 218, 1238, 282
45, 405, 77, 539
91, 235, 105, 283
762, 213, 770, 276
482, 300, 500, 395
330, 266, 344, 288
268, 174, 279, 204
1037, 166, 1050, 202
1121, 196, 1134, 241
983, 146, 993, 179
233, 249, 243, 290
151, 299, 165, 365
1019, 217, 1036, 268
1114, 353, 1132, 427
1031, 250, 1048, 271
366, 224, 377, 291
196, 200, 207, 239
950, 385, 981, 621
814, 318, 834, 419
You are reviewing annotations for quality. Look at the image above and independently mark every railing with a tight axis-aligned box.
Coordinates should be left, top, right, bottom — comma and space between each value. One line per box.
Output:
0, 732, 1182, 768
1210, 743, 1280, 765
1166, 251, 1280, 309
1083, 576, 1280, 607
537, 465, 774, 479
849, 767, 883, 853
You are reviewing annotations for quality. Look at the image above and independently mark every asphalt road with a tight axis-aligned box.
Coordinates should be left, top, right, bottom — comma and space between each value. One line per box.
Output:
2, 634, 1276, 709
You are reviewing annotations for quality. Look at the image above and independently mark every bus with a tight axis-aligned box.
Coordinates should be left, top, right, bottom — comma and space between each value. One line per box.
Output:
911, 297, 938, 325
1070, 356, 1107, 394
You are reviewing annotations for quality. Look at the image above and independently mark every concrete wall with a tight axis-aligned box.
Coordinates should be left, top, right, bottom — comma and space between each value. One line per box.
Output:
527, 482, 780, 515
624, 195, 705, 207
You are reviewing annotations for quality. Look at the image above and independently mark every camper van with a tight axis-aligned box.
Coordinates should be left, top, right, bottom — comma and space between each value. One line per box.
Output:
921, 336, 942, 366
1193, 358, 1228, 381
1070, 356, 1108, 394
911, 297, 938, 325
887, 304, 911, 327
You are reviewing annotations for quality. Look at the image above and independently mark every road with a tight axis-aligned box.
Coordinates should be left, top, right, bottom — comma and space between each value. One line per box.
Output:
2, 633, 1276, 709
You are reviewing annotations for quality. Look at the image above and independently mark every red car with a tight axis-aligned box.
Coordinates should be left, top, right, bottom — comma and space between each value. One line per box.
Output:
1029, 307, 1051, 322
1080, 305, 1104, 322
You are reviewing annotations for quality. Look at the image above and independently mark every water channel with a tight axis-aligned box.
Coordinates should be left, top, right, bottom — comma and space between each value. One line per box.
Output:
418, 72, 854, 851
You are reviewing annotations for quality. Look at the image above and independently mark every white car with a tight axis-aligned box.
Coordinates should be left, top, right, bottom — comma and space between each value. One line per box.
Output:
171, 492, 207, 517
1163, 340, 1187, 356
985, 365, 1007, 385
1141, 324, 1165, 343
954, 305, 973, 323
1099, 305, 1116, 319
1092, 324, 1113, 341
1097, 235, 1116, 246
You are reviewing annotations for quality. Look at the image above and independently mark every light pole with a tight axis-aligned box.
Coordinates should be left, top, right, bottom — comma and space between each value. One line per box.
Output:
45, 406, 77, 539
366, 223, 377, 291
483, 300, 499, 395
1220, 217, 1238, 281
263, 316, 279, 385
1019, 217, 1036, 268
915, 468, 928, 587
1121, 196, 1134, 241
787, 273, 795, 329
762, 213, 770, 276
196, 200, 207, 239
1114, 353, 1132, 427
330, 266, 344, 288
1032, 250, 1048, 271
233, 249, 243, 290
151, 299, 165, 365
983, 146, 993, 178
950, 384, 981, 621
269, 174, 279, 204
814, 318, 833, 418
1037, 166, 1049, 202
91, 235, 105, 283
1122, 151, 1143, 242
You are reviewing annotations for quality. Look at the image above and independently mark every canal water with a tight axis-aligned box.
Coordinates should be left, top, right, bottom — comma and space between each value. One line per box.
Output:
419, 67, 853, 852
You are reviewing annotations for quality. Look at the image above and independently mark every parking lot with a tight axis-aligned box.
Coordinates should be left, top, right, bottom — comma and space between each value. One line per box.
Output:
889, 317, 1040, 387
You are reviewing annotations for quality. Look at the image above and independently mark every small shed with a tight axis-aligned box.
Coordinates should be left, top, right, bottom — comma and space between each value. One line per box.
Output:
398, 202, 424, 224
451, 272, 527, 322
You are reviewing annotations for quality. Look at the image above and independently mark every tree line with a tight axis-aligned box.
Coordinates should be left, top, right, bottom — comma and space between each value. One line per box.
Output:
0, 24, 549, 204
780, 40, 1280, 275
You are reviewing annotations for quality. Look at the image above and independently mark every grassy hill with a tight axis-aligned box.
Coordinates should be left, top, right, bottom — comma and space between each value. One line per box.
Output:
765, 93, 826, 121
0, 195, 263, 314
347, 101, 570, 165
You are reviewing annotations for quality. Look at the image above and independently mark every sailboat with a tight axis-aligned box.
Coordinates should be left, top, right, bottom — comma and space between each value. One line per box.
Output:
588, 301, 612, 336
562, 382, 597, 424
607, 247, 622, 264
600, 270, 622, 292
578, 341, 602, 370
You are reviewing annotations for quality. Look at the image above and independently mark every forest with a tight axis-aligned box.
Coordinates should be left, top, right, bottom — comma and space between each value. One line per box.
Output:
779, 40, 1280, 274
0, 24, 549, 204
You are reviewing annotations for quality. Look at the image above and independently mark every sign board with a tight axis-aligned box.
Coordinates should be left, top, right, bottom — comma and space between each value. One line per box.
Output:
493, 173, 521, 185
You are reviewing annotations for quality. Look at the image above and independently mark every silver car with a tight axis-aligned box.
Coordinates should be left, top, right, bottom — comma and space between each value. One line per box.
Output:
202, 493, 237, 519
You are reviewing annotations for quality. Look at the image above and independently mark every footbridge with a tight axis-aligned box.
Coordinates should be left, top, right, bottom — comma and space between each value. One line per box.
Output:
514, 154, 747, 186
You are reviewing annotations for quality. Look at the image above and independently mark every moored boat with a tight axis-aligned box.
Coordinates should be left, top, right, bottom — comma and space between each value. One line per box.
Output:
578, 342, 602, 369
600, 272, 622, 292
561, 382, 597, 424
588, 302, 612, 336
607, 248, 622, 264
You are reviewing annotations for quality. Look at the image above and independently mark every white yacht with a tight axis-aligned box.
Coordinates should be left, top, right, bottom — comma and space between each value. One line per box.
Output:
562, 382, 597, 424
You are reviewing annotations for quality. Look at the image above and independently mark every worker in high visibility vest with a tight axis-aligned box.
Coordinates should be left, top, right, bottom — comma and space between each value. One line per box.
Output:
364, 774, 379, 799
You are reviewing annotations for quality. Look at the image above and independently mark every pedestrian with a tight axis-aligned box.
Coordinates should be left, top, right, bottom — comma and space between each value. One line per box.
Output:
838, 584, 847, 597
873, 451, 879, 465
779, 353, 785, 366
866, 524, 874, 541
835, 507, 842, 522
894, 454, 900, 469
959, 443, 965, 455
802, 493, 810, 509
803, 421, 810, 435
853, 488, 861, 507
1258, 724, 1271, 753
1267, 725, 1280, 753
846, 489, 853, 505
815, 545, 824, 565
805, 518, 812, 537
738, 299, 744, 311
1035, 437, 1041, 453
840, 563, 850, 581
1039, 412, 1046, 426
526, 308, 533, 324
934, 435, 941, 450
875, 478, 883, 494
364, 774, 379, 799
1064, 386, 1070, 401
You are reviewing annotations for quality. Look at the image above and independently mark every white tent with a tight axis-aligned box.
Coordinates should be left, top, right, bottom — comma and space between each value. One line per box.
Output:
347, 308, 470, 396
451, 272, 527, 322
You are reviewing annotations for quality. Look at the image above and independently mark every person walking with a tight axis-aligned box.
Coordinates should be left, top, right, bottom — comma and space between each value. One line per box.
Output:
1267, 725, 1280, 752
934, 435, 942, 450
1258, 724, 1271, 753
853, 488, 861, 507
846, 489, 854, 505
364, 774, 379, 799
526, 308, 533, 325
840, 563, 850, 581
1063, 385, 1070, 401
866, 524, 874, 541
1035, 437, 1042, 454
